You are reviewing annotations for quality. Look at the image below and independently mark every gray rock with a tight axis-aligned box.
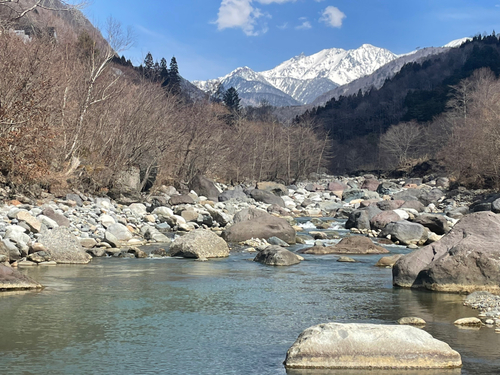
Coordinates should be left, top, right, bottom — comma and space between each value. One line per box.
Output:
41, 208, 70, 227
345, 205, 382, 230
376, 181, 400, 195
327, 181, 347, 192
249, 189, 285, 207
189, 174, 220, 202
169, 229, 229, 259
37, 215, 59, 229
337, 256, 356, 262
128, 203, 147, 216
413, 214, 449, 235
370, 210, 401, 230
256, 181, 288, 196
342, 189, 379, 203
393, 212, 500, 293
253, 246, 301, 266
222, 210, 296, 244
0, 264, 43, 290
66, 193, 83, 206
105, 223, 133, 244
233, 207, 268, 223
284, 323, 461, 369
361, 178, 380, 192
218, 188, 247, 202
380, 221, 427, 245
301, 236, 388, 255
37, 227, 92, 264
376, 200, 404, 211
169, 195, 195, 205
375, 254, 403, 267
267, 236, 289, 247
397, 317, 426, 325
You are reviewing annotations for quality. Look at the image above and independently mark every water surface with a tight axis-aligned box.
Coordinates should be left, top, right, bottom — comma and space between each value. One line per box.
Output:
0, 240, 498, 374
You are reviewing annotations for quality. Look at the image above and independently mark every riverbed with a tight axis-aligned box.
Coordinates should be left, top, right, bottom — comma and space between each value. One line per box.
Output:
1, 224, 499, 374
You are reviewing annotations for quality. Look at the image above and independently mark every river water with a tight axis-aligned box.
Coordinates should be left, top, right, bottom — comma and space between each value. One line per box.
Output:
0, 220, 499, 375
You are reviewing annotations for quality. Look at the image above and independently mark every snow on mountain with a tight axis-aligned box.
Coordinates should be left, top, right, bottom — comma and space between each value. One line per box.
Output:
444, 37, 472, 48
193, 44, 397, 106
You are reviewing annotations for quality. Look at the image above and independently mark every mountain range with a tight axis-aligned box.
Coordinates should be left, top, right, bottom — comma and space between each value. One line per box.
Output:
193, 38, 470, 108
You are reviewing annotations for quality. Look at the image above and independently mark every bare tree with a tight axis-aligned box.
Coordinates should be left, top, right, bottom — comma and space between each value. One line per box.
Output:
379, 121, 425, 168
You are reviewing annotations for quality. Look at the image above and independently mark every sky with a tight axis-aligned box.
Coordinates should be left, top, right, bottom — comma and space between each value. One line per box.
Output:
83, 0, 500, 82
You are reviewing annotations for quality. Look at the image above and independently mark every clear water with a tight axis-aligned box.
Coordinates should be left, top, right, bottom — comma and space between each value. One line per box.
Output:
0, 229, 499, 374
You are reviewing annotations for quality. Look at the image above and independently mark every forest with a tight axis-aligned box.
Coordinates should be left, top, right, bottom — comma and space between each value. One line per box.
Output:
0, 2, 329, 196
301, 34, 500, 189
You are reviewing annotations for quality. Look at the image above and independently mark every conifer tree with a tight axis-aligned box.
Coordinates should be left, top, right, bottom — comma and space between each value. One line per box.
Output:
167, 56, 181, 96
144, 52, 154, 79
159, 57, 169, 83
223, 87, 241, 113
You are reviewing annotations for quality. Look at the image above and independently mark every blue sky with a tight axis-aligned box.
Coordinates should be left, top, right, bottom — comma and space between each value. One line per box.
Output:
83, 1, 500, 81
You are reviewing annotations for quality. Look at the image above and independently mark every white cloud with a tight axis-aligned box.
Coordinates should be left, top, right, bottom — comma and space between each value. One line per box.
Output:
296, 17, 312, 30
320, 6, 346, 28
216, 0, 268, 36
277, 22, 289, 30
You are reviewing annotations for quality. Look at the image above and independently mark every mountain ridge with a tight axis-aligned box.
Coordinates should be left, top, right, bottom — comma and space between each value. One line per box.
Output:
193, 44, 397, 106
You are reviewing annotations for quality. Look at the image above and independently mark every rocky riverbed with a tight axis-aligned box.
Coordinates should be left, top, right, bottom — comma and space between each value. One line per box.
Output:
1, 173, 500, 308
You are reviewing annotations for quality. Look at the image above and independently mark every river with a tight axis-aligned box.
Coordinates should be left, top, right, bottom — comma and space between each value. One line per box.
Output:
0, 220, 499, 374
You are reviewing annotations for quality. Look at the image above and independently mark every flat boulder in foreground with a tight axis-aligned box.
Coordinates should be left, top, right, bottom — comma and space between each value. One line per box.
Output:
0, 264, 43, 291
284, 323, 461, 369
393, 212, 500, 293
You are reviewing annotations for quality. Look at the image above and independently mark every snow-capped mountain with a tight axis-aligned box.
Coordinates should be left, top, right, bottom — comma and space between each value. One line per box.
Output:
193, 44, 397, 106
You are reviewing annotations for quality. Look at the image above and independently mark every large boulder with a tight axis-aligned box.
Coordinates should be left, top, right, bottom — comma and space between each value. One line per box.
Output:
256, 181, 287, 196
0, 264, 43, 291
222, 210, 296, 244
169, 229, 229, 259
284, 323, 461, 369
105, 223, 133, 247
413, 214, 450, 235
218, 187, 247, 202
301, 236, 388, 255
379, 221, 428, 245
189, 174, 220, 202
361, 177, 380, 192
393, 211, 500, 293
249, 189, 285, 207
370, 210, 401, 230
233, 207, 268, 223
253, 246, 301, 266
37, 227, 92, 264
345, 205, 382, 231
376, 200, 404, 211
327, 180, 348, 193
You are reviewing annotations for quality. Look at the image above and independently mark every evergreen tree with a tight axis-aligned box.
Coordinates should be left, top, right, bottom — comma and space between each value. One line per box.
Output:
212, 82, 226, 103
166, 56, 181, 96
144, 52, 154, 79
223, 87, 241, 113
159, 57, 169, 83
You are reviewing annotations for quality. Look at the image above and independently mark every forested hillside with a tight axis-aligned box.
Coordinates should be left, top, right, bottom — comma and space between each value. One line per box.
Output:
301, 34, 500, 186
0, 1, 329, 196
